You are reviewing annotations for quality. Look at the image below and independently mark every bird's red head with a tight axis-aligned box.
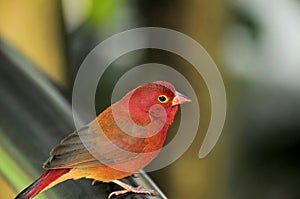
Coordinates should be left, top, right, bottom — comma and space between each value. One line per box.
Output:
125, 81, 191, 127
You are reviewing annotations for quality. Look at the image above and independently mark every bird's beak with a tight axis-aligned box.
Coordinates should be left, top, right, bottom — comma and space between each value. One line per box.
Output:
172, 91, 192, 106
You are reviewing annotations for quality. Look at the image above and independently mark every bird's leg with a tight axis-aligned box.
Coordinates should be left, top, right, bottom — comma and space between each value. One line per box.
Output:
108, 180, 155, 199
132, 173, 139, 178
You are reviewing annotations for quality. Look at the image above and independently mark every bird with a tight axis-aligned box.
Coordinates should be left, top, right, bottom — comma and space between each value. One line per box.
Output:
15, 81, 191, 199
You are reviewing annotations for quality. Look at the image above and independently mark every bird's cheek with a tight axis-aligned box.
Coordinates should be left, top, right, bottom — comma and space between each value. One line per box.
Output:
149, 104, 167, 120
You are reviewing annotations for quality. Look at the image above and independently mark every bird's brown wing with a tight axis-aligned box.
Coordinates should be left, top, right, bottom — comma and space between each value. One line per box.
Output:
43, 118, 146, 169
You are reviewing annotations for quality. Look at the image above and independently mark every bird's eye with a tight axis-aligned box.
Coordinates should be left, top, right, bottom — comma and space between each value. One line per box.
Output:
158, 95, 169, 103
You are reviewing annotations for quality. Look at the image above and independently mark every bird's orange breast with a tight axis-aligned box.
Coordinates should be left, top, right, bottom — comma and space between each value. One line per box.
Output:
68, 149, 160, 182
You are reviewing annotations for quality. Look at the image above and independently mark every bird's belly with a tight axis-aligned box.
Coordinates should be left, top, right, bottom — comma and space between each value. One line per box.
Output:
69, 151, 159, 182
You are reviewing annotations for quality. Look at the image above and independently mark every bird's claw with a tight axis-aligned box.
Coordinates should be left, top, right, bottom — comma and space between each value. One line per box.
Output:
108, 179, 155, 198
108, 186, 155, 199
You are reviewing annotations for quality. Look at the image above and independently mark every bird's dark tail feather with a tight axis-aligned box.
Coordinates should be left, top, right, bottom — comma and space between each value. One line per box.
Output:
14, 169, 70, 199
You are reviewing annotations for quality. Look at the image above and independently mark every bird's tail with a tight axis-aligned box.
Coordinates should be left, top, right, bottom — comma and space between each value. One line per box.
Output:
14, 168, 70, 199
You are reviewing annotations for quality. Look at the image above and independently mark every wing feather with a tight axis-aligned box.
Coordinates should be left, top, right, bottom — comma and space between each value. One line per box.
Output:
43, 108, 146, 169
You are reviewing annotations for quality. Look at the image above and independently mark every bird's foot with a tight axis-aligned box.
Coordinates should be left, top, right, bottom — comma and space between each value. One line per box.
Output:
108, 180, 155, 199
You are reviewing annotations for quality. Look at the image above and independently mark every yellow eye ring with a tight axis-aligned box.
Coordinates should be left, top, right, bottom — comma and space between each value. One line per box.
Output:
158, 95, 169, 103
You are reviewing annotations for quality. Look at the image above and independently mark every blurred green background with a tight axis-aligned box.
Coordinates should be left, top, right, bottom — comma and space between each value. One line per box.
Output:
1, 0, 300, 199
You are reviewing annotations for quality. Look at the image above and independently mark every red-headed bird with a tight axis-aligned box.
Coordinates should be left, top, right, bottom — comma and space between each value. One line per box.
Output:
15, 81, 191, 199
